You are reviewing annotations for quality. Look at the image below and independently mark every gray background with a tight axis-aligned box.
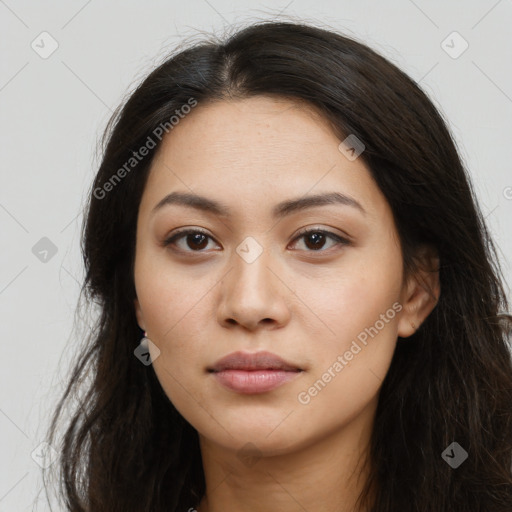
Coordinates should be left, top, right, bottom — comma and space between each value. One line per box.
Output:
1, 0, 511, 509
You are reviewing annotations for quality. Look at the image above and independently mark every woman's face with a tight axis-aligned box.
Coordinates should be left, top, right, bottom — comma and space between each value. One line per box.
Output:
133, 96, 422, 456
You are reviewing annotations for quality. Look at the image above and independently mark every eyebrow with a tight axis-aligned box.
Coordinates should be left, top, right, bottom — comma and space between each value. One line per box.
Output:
150, 191, 366, 218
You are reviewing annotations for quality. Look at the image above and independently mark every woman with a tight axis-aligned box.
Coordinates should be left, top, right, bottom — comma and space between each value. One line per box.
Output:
45, 20, 512, 511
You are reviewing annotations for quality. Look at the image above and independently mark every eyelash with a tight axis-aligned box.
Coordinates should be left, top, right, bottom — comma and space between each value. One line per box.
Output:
163, 227, 351, 254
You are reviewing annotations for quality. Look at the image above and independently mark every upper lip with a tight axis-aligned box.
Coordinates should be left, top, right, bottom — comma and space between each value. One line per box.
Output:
208, 351, 302, 372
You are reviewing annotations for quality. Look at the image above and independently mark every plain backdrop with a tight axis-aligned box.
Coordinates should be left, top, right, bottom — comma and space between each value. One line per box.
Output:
1, 0, 511, 509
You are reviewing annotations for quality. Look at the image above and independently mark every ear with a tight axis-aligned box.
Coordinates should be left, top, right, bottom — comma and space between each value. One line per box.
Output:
397, 245, 440, 338
134, 297, 146, 332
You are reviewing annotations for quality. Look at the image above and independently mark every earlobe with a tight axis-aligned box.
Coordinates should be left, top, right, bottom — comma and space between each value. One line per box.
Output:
397, 246, 440, 338
134, 298, 146, 331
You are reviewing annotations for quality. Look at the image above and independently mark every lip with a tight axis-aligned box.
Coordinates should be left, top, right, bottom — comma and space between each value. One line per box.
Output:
208, 351, 304, 394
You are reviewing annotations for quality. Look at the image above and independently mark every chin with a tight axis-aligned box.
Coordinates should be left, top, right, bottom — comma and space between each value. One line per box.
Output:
200, 420, 305, 455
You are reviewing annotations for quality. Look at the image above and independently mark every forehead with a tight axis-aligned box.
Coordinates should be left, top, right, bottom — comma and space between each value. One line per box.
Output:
139, 96, 389, 222
156, 95, 340, 160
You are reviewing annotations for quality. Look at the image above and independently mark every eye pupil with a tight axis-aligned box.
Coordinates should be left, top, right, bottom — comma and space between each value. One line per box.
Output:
187, 233, 208, 250
305, 232, 326, 250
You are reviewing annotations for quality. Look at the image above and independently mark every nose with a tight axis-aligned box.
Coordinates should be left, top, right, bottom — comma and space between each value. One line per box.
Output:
216, 244, 291, 332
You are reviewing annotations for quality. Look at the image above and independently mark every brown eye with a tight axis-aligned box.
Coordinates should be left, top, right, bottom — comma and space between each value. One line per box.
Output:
290, 229, 350, 252
164, 229, 218, 252
163, 227, 350, 255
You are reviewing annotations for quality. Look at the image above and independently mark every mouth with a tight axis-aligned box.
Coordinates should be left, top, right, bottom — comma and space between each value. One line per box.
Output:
208, 351, 304, 394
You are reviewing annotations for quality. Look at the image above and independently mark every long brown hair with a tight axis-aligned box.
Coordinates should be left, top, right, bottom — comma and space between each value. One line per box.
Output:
45, 20, 512, 511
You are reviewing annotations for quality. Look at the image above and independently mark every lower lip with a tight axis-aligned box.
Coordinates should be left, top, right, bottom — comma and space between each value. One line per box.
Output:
212, 369, 302, 394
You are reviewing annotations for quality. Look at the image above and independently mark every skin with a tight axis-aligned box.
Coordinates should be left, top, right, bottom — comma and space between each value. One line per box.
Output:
133, 96, 439, 512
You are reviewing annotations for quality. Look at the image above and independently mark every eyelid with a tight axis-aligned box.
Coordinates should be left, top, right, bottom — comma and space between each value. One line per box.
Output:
292, 225, 352, 243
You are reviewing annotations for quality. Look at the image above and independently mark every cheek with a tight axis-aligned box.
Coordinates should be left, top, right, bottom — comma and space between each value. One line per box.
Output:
292, 248, 402, 405
135, 249, 216, 342
291, 250, 403, 348
295, 303, 399, 432
148, 307, 211, 420
134, 259, 208, 407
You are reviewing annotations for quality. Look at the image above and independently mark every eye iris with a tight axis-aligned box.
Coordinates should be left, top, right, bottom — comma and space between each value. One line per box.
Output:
187, 233, 208, 250
304, 232, 326, 250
